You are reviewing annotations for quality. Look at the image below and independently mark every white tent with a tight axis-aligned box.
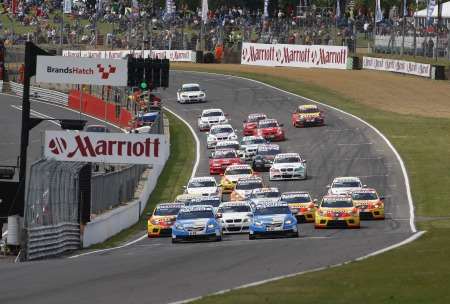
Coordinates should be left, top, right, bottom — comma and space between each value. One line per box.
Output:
414, 1, 450, 18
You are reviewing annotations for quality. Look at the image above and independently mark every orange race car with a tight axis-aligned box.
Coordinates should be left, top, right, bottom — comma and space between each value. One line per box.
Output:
351, 188, 385, 220
291, 104, 325, 127
147, 202, 184, 237
315, 194, 360, 229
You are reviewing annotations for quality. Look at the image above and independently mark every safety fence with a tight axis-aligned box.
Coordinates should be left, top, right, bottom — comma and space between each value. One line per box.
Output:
9, 81, 69, 106
91, 165, 146, 215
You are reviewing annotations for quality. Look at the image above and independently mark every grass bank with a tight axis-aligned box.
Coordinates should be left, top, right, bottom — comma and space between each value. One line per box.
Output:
89, 111, 195, 249
171, 65, 450, 303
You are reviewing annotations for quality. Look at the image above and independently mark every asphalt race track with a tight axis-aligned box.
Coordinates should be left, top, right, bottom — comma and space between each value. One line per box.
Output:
0, 72, 414, 304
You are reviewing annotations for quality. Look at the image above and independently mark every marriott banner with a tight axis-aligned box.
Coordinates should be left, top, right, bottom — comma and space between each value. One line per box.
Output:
44, 131, 168, 165
241, 42, 348, 69
36, 56, 128, 86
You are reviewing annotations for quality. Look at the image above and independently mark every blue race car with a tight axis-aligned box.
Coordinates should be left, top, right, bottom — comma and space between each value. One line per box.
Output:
249, 201, 299, 239
172, 205, 222, 243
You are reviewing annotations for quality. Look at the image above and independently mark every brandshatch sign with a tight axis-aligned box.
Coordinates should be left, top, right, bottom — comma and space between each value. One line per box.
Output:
44, 131, 168, 165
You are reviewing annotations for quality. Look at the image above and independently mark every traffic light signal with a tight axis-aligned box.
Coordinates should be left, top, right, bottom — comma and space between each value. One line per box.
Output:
128, 57, 170, 89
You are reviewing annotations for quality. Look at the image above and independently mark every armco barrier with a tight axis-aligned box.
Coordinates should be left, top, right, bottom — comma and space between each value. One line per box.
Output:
68, 90, 132, 128
10, 82, 68, 106
27, 223, 81, 260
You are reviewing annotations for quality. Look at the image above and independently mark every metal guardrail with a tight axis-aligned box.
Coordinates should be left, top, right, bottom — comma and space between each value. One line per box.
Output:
26, 222, 80, 260
9, 82, 69, 106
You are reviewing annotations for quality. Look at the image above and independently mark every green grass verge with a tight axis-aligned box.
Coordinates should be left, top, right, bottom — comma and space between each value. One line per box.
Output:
88, 111, 195, 249
172, 66, 450, 303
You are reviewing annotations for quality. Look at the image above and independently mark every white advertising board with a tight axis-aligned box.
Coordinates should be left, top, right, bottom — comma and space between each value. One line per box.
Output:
44, 131, 168, 165
36, 56, 128, 86
62, 49, 196, 62
241, 42, 348, 69
362, 56, 431, 78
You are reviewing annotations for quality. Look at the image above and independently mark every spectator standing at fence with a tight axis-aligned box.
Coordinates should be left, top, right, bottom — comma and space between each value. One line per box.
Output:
364, 21, 369, 39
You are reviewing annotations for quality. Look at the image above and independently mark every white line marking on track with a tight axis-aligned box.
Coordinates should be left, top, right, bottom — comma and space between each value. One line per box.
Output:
11, 105, 61, 126
337, 142, 373, 146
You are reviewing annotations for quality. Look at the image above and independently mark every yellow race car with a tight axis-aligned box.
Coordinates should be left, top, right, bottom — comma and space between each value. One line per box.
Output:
351, 188, 385, 220
281, 191, 316, 223
147, 202, 184, 237
315, 194, 360, 229
230, 176, 264, 201
220, 164, 255, 194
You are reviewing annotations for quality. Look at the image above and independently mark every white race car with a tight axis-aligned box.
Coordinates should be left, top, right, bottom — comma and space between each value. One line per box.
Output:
249, 187, 281, 205
327, 176, 365, 195
185, 177, 221, 197
239, 136, 268, 161
269, 153, 307, 181
215, 140, 245, 159
217, 201, 253, 234
197, 109, 228, 131
177, 83, 206, 103
207, 124, 238, 149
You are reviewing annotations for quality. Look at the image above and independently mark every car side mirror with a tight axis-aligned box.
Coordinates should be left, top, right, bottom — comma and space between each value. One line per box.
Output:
363, 184, 367, 188
302, 160, 307, 163
326, 185, 331, 188
215, 213, 222, 219
380, 196, 385, 201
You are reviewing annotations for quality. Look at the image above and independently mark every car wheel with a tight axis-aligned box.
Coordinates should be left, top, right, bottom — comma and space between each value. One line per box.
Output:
292, 231, 299, 238
171, 238, 178, 244
216, 235, 222, 242
249, 234, 256, 240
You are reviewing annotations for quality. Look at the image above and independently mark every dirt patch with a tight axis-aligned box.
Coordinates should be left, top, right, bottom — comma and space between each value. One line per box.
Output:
173, 63, 450, 119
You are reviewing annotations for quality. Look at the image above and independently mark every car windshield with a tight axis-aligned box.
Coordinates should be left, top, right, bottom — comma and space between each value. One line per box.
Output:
352, 192, 378, 200
219, 205, 251, 213
298, 108, 318, 113
203, 111, 223, 117
213, 151, 237, 159
275, 157, 301, 163
281, 194, 311, 203
177, 210, 214, 219
259, 121, 278, 128
86, 126, 108, 132
226, 168, 252, 175
188, 181, 216, 188
258, 148, 279, 156
321, 199, 353, 208
154, 207, 181, 216
252, 191, 279, 198
211, 127, 233, 135
242, 138, 266, 145
217, 143, 240, 150
187, 199, 221, 208
333, 181, 361, 188
181, 86, 200, 92
248, 115, 266, 122
236, 181, 263, 190
254, 206, 291, 215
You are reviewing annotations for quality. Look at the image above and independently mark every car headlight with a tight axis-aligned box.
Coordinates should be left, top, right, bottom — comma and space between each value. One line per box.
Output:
208, 136, 217, 141
243, 217, 250, 222
175, 223, 184, 230
150, 219, 160, 225
254, 221, 263, 226
200, 93, 205, 97
285, 219, 293, 225
270, 168, 280, 173
181, 95, 188, 98
207, 223, 215, 229
294, 167, 304, 172
228, 134, 237, 140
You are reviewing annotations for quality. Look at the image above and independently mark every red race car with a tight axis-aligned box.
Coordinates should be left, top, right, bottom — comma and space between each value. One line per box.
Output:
209, 149, 243, 175
256, 119, 285, 141
242, 113, 267, 136
291, 104, 325, 127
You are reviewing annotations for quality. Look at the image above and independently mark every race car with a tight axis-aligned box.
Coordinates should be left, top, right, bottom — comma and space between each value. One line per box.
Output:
220, 164, 255, 193
291, 104, 325, 127
314, 194, 360, 229
242, 113, 267, 136
230, 176, 264, 201
217, 201, 253, 234
209, 149, 243, 175
185, 196, 222, 213
206, 124, 238, 149
185, 176, 221, 197
249, 187, 281, 205
147, 202, 184, 237
256, 119, 285, 141
177, 83, 206, 103
175, 193, 202, 204
215, 140, 245, 159
197, 109, 228, 131
327, 176, 366, 195
281, 191, 316, 223
252, 144, 281, 171
351, 188, 385, 220
269, 153, 307, 181
239, 136, 267, 161
249, 201, 299, 239
172, 205, 222, 243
